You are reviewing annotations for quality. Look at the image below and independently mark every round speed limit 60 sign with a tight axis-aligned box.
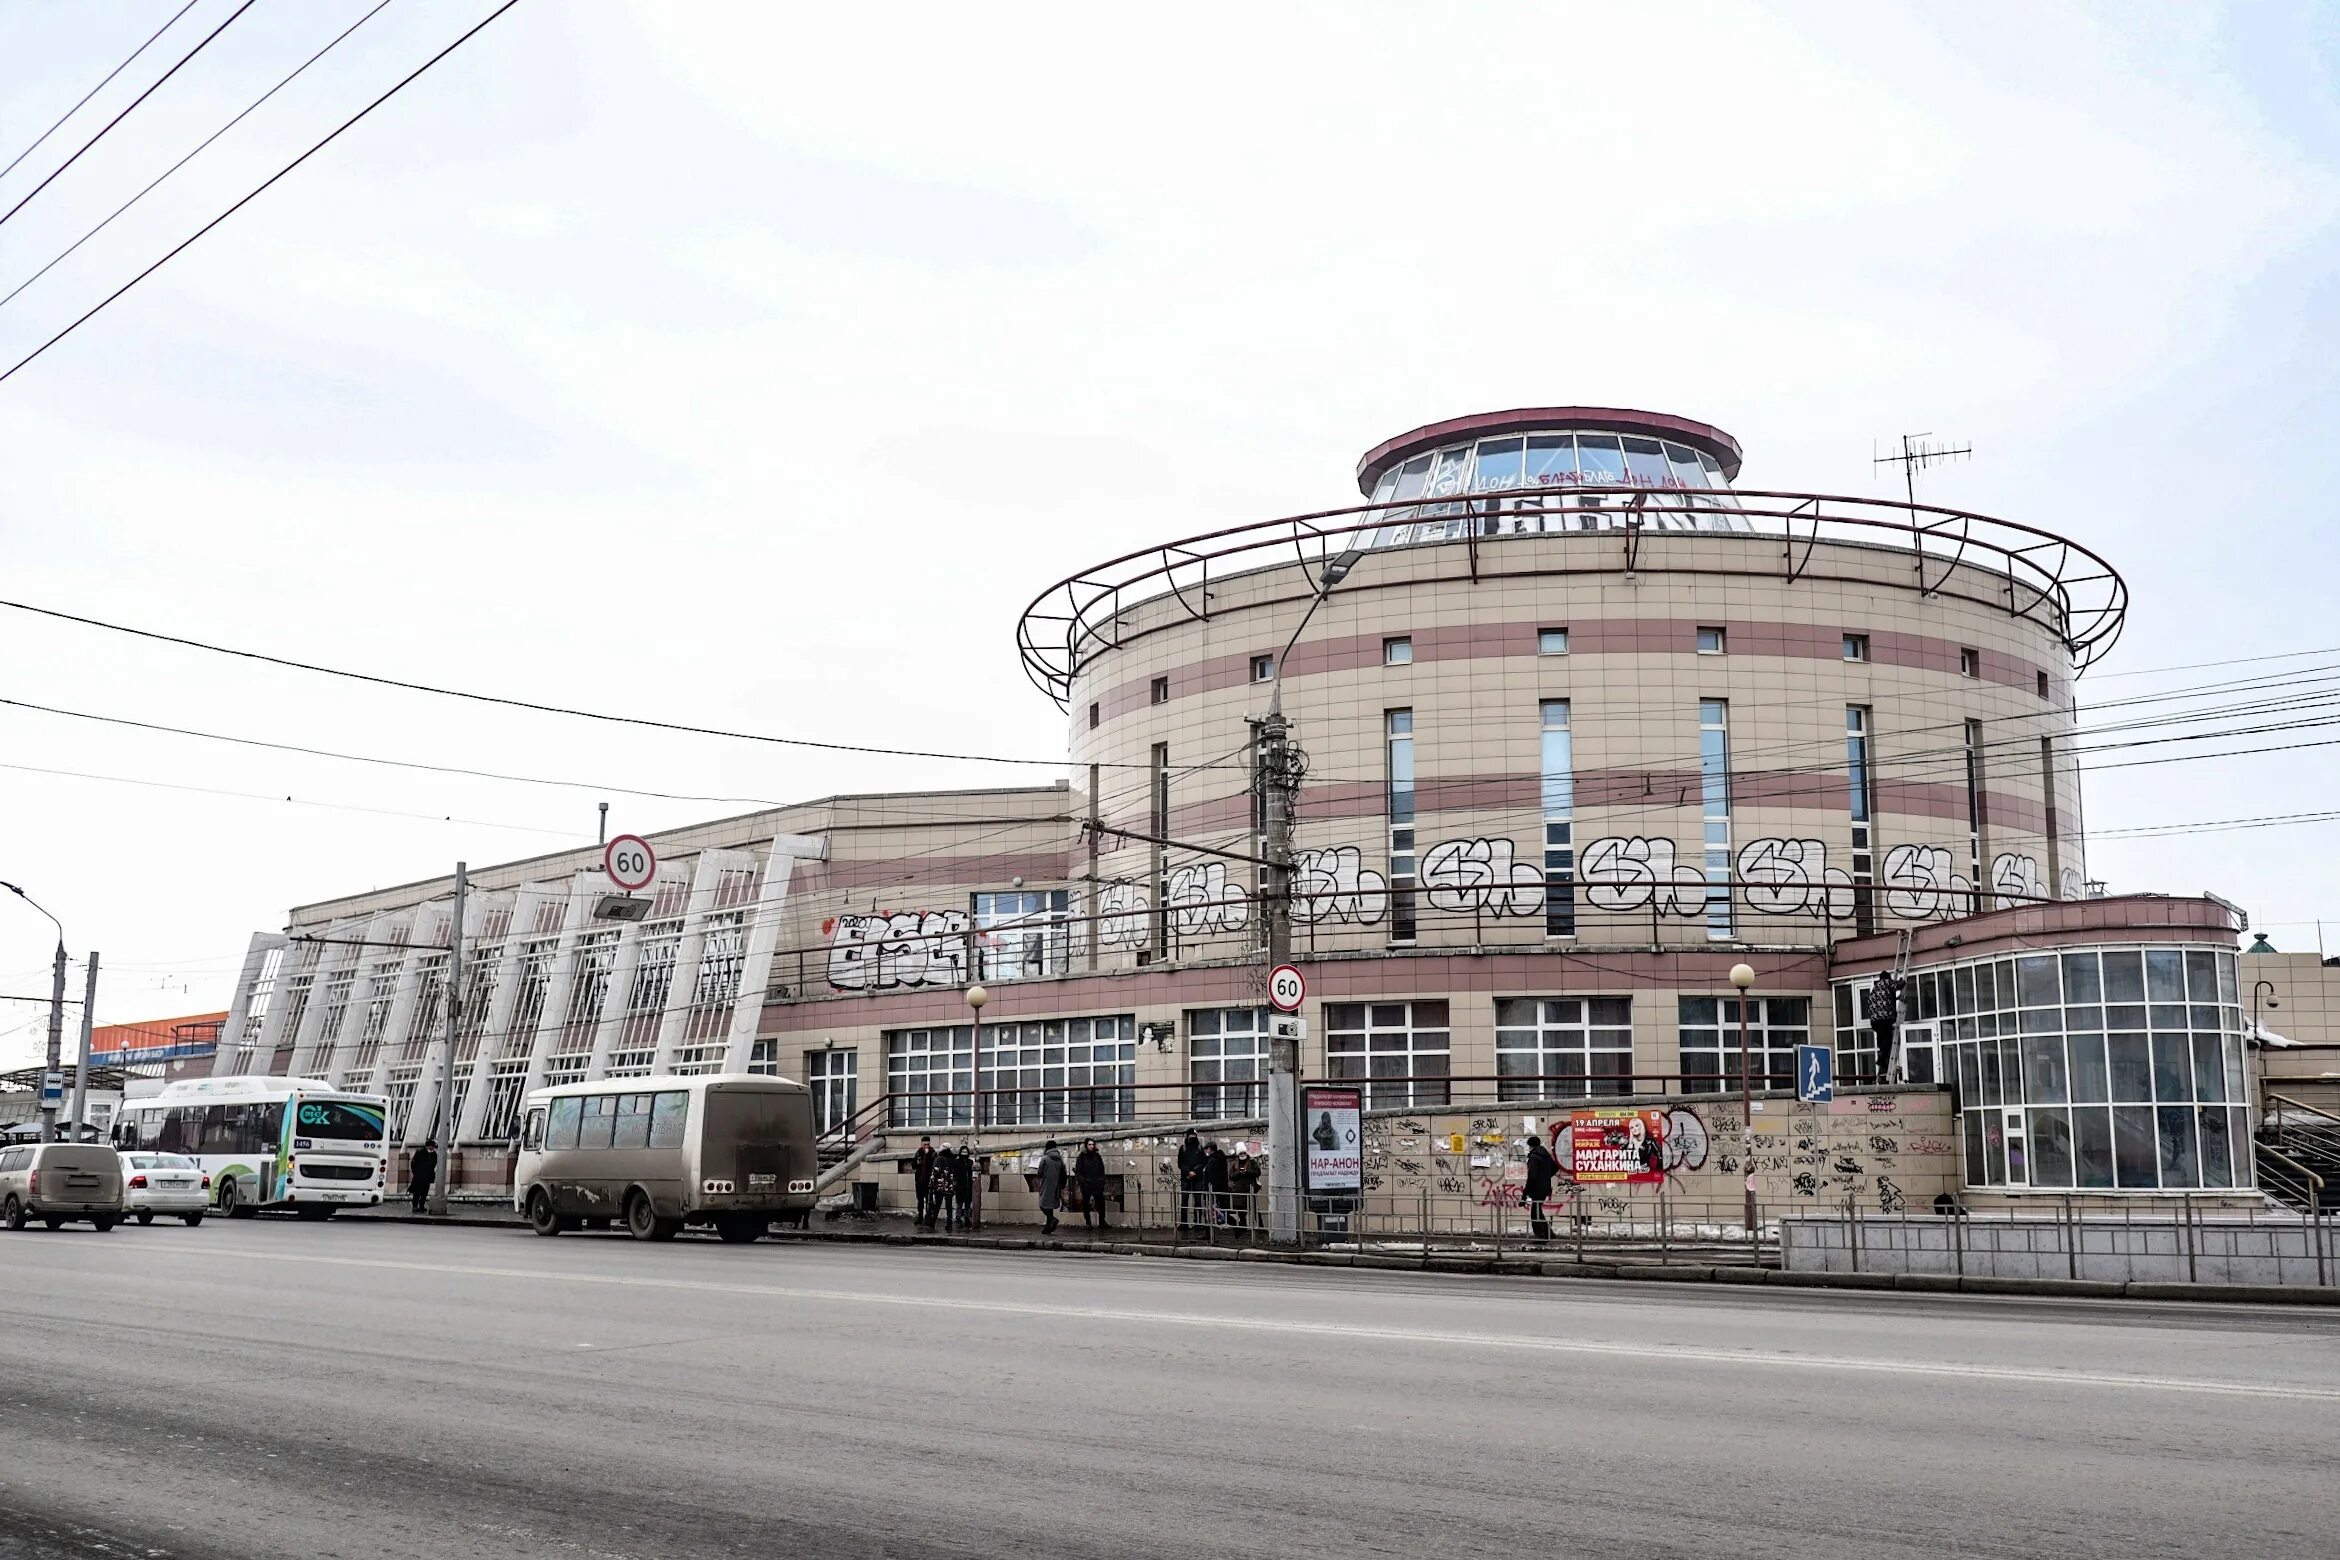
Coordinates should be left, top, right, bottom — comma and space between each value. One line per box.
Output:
604, 833, 656, 893
1268, 963, 1306, 1013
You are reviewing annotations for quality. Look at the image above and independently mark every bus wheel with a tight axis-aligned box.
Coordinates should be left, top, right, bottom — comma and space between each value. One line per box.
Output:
217, 1179, 241, 1218
2, 1196, 23, 1231
527, 1190, 564, 1238
625, 1191, 678, 1242
716, 1216, 764, 1244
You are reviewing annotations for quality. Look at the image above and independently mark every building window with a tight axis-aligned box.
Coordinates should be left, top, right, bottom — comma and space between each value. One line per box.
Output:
973, 889, 1069, 981
1960, 647, 1979, 679
807, 1048, 858, 1135
1495, 997, 1631, 1100
1088, 702, 1099, 730
2036, 669, 2050, 700
886, 1025, 972, 1129
1963, 718, 1987, 914
1150, 676, 1169, 706
1699, 699, 1732, 939
1383, 636, 1413, 666
1541, 699, 1575, 937
1843, 634, 1869, 663
1188, 1007, 1268, 1119
982, 1015, 1136, 1127
1846, 707, 1875, 936
1386, 710, 1416, 943
1677, 995, 1809, 1090
1696, 626, 1726, 655
1538, 627, 1569, 656
1149, 742, 1170, 955
1881, 948, 2249, 1192
1250, 654, 1274, 683
2040, 736, 2063, 900
1324, 1000, 1449, 1110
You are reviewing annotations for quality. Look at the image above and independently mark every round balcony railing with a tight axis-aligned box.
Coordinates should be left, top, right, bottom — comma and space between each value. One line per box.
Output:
1016, 486, 2128, 706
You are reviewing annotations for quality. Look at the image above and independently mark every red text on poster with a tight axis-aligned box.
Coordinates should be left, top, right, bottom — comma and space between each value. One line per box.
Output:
1567, 1108, 1669, 1184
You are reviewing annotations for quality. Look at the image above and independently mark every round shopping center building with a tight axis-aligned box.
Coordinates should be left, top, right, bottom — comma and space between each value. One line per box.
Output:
204, 407, 2295, 1227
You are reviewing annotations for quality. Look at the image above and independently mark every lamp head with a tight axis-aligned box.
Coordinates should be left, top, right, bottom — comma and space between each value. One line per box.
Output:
965, 984, 988, 1013
1729, 962, 1756, 992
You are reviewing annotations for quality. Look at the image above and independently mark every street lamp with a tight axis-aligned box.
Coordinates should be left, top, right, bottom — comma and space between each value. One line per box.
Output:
2252, 979, 2279, 1122
965, 984, 988, 1133
1, 880, 68, 1144
1730, 961, 1758, 1238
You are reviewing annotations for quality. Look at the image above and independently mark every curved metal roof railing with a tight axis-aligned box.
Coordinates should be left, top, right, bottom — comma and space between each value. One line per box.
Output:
1016, 487, 2128, 707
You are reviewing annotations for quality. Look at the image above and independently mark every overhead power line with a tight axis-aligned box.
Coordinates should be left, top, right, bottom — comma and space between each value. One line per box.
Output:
0, 0, 522, 386
0, 0, 202, 182
0, 0, 259, 232
1, 0, 399, 313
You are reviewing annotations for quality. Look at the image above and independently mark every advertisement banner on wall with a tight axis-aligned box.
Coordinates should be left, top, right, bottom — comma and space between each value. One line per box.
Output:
1301, 1086, 1363, 1194
1568, 1108, 1670, 1183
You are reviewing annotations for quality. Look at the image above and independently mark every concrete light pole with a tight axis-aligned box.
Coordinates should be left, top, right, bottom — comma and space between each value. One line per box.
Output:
2, 881, 67, 1144
69, 952, 98, 1142
1730, 961, 1758, 1237
429, 863, 467, 1217
965, 984, 988, 1133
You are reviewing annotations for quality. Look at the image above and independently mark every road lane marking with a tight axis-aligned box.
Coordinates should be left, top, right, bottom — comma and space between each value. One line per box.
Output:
100, 1240, 2340, 1403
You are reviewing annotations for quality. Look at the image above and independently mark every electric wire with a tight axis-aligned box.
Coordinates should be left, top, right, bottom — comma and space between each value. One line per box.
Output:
0, 0, 258, 231
0, 0, 399, 312
0, 0, 522, 386
0, 0, 202, 182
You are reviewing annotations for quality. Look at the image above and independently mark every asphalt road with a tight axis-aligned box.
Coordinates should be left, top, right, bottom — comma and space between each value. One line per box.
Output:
0, 1221, 2335, 1560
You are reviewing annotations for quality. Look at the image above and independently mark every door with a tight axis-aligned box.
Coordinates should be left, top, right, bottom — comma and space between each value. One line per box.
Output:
806, 1049, 857, 1136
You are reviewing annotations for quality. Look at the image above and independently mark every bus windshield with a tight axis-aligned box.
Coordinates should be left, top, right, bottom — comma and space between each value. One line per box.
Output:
294, 1101, 386, 1142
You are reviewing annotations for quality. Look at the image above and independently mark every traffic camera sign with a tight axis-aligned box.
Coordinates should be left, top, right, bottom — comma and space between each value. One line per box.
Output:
1268, 963, 1305, 1012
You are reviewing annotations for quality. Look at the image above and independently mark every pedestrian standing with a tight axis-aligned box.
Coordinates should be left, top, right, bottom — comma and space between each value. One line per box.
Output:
1523, 1134, 1559, 1241
951, 1143, 977, 1232
1074, 1139, 1109, 1232
408, 1139, 439, 1215
1227, 1147, 1262, 1229
1203, 1141, 1230, 1226
912, 1135, 938, 1230
1036, 1140, 1067, 1236
1177, 1130, 1205, 1232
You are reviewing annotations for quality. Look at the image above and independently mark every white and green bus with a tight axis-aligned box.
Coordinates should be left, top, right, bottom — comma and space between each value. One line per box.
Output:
113, 1076, 390, 1219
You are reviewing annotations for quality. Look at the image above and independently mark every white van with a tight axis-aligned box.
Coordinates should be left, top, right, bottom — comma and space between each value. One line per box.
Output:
0, 1142, 126, 1231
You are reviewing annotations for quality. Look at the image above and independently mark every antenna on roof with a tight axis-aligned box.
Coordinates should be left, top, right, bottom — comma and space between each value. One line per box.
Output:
1873, 432, 1972, 510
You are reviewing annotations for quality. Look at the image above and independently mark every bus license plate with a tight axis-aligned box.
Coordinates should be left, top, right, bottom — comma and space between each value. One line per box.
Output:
748, 1173, 776, 1189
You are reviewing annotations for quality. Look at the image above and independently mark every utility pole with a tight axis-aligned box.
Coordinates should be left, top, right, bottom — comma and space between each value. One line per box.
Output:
429, 862, 467, 1217
68, 951, 97, 1141
41, 942, 66, 1144
1258, 706, 1302, 1246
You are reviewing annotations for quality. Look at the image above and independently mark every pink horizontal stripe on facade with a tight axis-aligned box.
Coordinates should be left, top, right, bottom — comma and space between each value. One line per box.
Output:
1094, 613, 2057, 724
804, 852, 1075, 894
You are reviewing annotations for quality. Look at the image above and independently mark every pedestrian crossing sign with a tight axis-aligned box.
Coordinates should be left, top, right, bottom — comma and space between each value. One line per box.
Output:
1795, 1044, 1833, 1103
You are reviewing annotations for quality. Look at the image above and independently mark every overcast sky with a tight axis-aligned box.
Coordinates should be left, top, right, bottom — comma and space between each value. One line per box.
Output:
2, 1, 2336, 1062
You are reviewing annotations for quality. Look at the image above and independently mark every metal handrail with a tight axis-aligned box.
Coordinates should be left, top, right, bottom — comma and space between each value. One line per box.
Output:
1016, 485, 2130, 705
2257, 1142, 2326, 1201
2265, 1090, 2340, 1128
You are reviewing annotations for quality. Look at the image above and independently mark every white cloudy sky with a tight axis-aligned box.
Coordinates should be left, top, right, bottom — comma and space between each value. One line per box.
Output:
2, 1, 2336, 1061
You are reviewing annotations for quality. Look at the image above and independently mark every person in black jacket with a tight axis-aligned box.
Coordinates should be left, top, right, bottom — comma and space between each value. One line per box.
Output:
1523, 1134, 1559, 1240
408, 1139, 438, 1215
1073, 1140, 1109, 1232
1202, 1142, 1231, 1226
1176, 1131, 1206, 1232
911, 1136, 938, 1230
1036, 1141, 1068, 1236
949, 1144, 977, 1233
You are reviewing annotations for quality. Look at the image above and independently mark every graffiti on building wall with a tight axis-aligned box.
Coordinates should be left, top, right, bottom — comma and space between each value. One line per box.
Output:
1736, 837, 1855, 920
1579, 835, 1713, 916
1421, 836, 1542, 917
1094, 881, 1150, 948
1991, 852, 2046, 912
1165, 861, 1250, 936
1291, 845, 1388, 926
825, 910, 969, 992
1881, 844, 1970, 922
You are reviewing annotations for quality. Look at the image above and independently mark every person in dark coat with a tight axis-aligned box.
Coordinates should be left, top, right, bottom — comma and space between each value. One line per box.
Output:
1036, 1140, 1067, 1236
911, 1136, 938, 1230
1202, 1142, 1230, 1225
949, 1144, 977, 1232
1227, 1147, 1262, 1230
1073, 1140, 1109, 1232
1523, 1134, 1559, 1240
1177, 1130, 1206, 1231
408, 1139, 439, 1214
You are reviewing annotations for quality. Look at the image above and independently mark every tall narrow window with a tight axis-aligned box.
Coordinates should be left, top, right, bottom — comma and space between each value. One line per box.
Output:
1151, 676, 1169, 706
1699, 699, 1732, 939
1386, 709, 1416, 943
1964, 719, 1988, 914
2040, 735, 2063, 900
1088, 702, 1099, 730
1847, 707, 1876, 935
1150, 742, 1170, 956
1541, 699, 1575, 936
1959, 647, 1980, 679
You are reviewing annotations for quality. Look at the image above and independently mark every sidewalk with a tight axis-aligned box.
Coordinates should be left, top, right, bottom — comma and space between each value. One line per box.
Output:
337, 1204, 2340, 1305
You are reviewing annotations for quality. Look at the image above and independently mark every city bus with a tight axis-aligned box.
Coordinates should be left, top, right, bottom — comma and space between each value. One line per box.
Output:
113, 1076, 390, 1219
515, 1073, 818, 1243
